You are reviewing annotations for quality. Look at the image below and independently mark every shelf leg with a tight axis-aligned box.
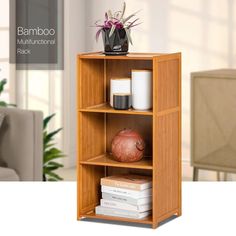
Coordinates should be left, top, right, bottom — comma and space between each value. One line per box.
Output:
193, 167, 199, 181
176, 208, 182, 217
152, 222, 159, 229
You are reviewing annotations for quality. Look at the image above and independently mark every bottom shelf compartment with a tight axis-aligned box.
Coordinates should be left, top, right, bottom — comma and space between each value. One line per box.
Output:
78, 165, 153, 225
81, 210, 153, 225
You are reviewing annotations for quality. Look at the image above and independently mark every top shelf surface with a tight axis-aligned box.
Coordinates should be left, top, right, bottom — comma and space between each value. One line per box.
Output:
79, 52, 166, 60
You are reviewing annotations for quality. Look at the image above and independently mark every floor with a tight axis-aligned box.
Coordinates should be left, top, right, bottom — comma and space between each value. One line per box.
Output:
56, 167, 77, 181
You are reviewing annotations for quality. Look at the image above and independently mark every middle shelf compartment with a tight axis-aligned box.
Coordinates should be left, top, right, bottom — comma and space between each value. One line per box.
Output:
78, 112, 153, 170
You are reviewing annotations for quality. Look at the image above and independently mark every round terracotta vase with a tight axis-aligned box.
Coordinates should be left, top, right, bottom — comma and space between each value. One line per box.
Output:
111, 129, 145, 162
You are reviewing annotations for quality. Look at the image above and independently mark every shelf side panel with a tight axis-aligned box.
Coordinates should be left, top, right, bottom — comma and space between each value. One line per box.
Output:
152, 54, 181, 227
155, 56, 180, 112
78, 165, 104, 217
153, 112, 180, 223
79, 58, 105, 108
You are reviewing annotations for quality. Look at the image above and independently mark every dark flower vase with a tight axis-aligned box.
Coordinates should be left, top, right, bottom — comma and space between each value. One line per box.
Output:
102, 28, 129, 55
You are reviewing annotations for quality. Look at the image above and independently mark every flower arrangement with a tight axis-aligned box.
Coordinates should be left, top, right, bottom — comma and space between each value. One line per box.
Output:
95, 2, 141, 45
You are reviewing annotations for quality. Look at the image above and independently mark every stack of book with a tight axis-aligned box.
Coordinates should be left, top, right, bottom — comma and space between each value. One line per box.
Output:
95, 174, 152, 219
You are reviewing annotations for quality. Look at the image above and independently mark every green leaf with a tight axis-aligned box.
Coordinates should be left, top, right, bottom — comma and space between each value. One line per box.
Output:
45, 171, 63, 181
0, 101, 7, 107
0, 79, 7, 94
44, 142, 56, 150
44, 148, 65, 163
44, 128, 62, 145
47, 178, 57, 181
43, 113, 56, 129
47, 161, 64, 168
42, 113, 65, 181
44, 166, 60, 172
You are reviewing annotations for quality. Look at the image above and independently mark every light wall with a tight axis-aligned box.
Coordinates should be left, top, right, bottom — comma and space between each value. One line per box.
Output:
63, 0, 85, 167
84, 0, 236, 180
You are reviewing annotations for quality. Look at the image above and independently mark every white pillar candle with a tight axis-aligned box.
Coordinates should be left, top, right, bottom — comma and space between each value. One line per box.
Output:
110, 78, 131, 107
132, 70, 152, 110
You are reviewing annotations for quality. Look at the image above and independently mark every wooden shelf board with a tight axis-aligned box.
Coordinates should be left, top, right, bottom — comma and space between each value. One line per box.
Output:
79, 103, 153, 116
80, 154, 153, 170
81, 211, 153, 225
79, 52, 165, 60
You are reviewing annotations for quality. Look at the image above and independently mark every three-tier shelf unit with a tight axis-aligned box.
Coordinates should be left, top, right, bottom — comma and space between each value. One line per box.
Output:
77, 52, 181, 229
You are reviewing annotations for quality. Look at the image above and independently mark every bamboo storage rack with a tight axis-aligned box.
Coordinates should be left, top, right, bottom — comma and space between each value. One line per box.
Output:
77, 52, 182, 229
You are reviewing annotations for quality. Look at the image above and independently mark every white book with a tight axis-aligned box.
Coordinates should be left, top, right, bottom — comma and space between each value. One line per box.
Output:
102, 192, 152, 205
101, 199, 152, 212
101, 174, 152, 191
95, 206, 151, 219
101, 185, 152, 199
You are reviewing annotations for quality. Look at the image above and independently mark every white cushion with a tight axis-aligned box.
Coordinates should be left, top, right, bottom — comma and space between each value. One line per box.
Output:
0, 167, 19, 181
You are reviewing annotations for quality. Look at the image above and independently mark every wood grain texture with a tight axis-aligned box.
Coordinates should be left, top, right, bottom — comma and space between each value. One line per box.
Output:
79, 112, 105, 161
82, 211, 153, 225
155, 112, 179, 215
107, 166, 152, 178
77, 53, 181, 228
152, 54, 181, 228
79, 52, 165, 60
155, 58, 180, 112
80, 154, 153, 170
80, 103, 153, 116
79, 58, 105, 108
78, 165, 104, 216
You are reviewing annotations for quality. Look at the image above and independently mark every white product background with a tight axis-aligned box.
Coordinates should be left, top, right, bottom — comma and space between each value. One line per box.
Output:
0, 182, 235, 236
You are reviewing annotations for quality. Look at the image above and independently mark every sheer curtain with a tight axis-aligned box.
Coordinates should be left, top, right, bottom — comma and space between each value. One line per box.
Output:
0, 0, 15, 104
0, 0, 66, 166
2, 0, 86, 169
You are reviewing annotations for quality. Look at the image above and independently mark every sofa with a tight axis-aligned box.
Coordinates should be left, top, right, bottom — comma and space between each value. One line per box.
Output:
0, 108, 43, 181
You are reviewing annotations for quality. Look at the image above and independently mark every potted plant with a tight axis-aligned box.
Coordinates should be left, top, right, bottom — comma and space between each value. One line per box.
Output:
0, 78, 65, 181
95, 2, 141, 55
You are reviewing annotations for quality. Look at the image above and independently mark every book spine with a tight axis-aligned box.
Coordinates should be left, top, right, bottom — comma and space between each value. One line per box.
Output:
102, 192, 152, 205
137, 203, 152, 212
96, 206, 151, 219
96, 206, 139, 219
102, 192, 138, 205
101, 179, 141, 191
101, 185, 152, 199
101, 199, 137, 211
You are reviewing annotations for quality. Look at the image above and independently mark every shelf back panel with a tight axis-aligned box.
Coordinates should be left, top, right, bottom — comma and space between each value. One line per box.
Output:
79, 113, 105, 161
107, 166, 152, 177
106, 59, 153, 103
79, 59, 105, 108
78, 165, 104, 215
106, 114, 153, 158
